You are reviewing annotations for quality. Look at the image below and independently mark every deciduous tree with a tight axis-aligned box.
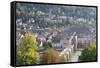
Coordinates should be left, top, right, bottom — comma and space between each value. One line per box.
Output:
16, 32, 39, 65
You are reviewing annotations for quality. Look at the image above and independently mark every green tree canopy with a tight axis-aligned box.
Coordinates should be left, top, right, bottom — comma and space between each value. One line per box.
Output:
43, 42, 52, 49
79, 39, 97, 62
16, 32, 39, 65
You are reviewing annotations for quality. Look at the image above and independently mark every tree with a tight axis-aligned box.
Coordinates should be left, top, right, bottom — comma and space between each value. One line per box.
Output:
42, 48, 65, 64
42, 48, 59, 64
43, 42, 52, 49
16, 32, 39, 65
79, 39, 97, 62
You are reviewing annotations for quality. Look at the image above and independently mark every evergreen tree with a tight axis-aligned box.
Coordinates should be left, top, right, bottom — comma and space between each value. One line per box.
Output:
79, 39, 97, 61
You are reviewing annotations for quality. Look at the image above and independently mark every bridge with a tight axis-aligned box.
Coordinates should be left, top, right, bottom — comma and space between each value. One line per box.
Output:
38, 32, 83, 62
58, 32, 81, 62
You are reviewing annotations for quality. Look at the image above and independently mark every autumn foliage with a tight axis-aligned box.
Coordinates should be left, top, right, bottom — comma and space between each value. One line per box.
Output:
16, 32, 39, 65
